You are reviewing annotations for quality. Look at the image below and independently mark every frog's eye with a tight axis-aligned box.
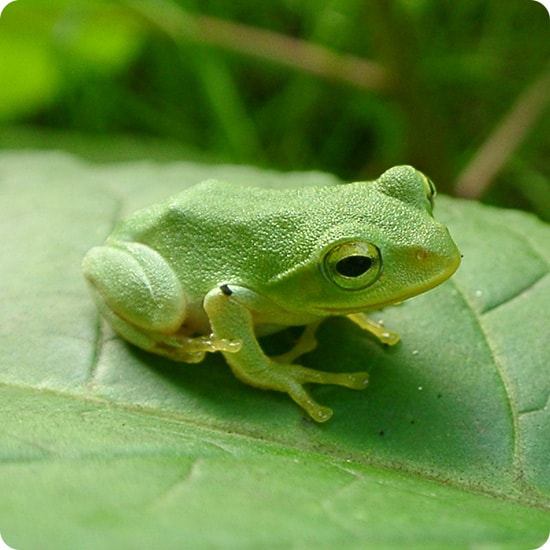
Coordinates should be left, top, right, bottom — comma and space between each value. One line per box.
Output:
323, 241, 382, 290
420, 173, 436, 209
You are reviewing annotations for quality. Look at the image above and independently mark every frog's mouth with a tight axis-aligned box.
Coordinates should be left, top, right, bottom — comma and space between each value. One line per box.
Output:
314, 256, 460, 315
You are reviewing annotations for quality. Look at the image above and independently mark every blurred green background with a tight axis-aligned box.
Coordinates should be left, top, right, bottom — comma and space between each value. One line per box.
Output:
0, 0, 548, 218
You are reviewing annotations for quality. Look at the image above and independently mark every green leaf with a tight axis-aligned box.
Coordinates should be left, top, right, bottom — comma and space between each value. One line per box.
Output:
0, 151, 548, 548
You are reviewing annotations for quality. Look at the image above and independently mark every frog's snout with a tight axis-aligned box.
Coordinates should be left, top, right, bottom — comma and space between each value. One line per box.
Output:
414, 239, 461, 279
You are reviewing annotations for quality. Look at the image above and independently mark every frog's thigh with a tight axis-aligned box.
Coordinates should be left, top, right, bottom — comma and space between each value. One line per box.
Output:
82, 243, 186, 332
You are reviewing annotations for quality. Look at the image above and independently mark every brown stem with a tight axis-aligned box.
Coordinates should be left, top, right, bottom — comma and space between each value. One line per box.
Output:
456, 63, 550, 199
126, 0, 392, 92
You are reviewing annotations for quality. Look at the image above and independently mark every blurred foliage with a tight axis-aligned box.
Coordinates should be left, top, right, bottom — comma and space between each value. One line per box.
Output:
0, 0, 548, 218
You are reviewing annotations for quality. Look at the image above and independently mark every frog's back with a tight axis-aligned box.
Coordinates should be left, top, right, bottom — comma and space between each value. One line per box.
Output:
108, 180, 342, 295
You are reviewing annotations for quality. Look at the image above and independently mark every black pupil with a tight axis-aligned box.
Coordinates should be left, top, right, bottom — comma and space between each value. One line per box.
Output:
336, 255, 372, 277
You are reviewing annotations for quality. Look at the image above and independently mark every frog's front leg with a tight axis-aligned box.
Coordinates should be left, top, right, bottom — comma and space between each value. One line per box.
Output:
271, 321, 320, 364
347, 313, 400, 346
204, 286, 369, 423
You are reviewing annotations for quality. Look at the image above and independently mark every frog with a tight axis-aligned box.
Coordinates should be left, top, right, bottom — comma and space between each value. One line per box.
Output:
82, 165, 461, 422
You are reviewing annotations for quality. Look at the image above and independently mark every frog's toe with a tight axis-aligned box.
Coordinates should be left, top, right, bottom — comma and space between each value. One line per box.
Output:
288, 365, 369, 391
341, 371, 370, 390
310, 405, 333, 423
153, 341, 206, 363
291, 390, 333, 422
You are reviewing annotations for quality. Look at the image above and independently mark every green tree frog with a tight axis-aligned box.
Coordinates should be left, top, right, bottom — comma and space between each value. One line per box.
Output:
82, 166, 460, 422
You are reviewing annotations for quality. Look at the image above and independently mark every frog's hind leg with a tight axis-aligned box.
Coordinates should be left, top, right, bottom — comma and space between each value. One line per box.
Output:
83, 242, 187, 333
83, 243, 240, 362
92, 300, 240, 363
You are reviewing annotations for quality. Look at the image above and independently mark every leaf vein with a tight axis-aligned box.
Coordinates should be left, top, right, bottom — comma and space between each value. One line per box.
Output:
480, 271, 548, 315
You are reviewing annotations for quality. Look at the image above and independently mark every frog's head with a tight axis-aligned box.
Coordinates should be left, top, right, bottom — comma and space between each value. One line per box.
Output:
268, 166, 461, 316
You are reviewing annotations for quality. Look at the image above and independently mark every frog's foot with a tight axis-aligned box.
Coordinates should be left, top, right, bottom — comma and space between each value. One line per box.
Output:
272, 321, 320, 364
347, 313, 400, 346
231, 360, 369, 423
154, 333, 242, 363
280, 364, 369, 422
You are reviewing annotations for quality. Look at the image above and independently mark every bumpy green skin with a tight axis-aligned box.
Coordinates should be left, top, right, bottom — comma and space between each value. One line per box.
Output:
82, 166, 461, 422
